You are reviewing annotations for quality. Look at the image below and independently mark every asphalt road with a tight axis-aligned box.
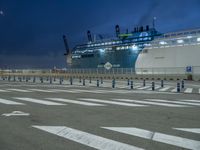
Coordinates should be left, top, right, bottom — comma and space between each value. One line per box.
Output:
0, 80, 200, 150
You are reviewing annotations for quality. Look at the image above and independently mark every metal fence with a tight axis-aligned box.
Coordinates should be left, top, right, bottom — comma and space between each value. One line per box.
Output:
1, 66, 200, 75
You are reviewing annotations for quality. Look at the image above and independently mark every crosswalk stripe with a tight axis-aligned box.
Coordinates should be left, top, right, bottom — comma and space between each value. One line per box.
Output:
102, 127, 200, 150
46, 98, 106, 106
173, 128, 200, 134
137, 86, 151, 90
0, 98, 25, 105
113, 99, 187, 107
171, 88, 177, 92
28, 89, 55, 93
159, 87, 171, 92
180, 100, 200, 103
14, 97, 66, 105
7, 89, 32, 92
146, 86, 160, 91
33, 126, 144, 150
79, 98, 147, 107
0, 89, 10, 92
184, 88, 193, 93
145, 99, 200, 106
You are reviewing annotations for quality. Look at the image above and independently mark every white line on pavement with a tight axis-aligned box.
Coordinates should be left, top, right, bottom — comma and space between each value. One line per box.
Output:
145, 99, 200, 107
180, 100, 200, 103
173, 128, 200, 134
113, 99, 187, 107
7, 89, 32, 92
184, 88, 193, 93
28, 89, 55, 93
14, 97, 66, 106
159, 87, 171, 92
0, 98, 25, 105
137, 86, 151, 90
102, 127, 200, 150
79, 98, 147, 107
33, 126, 144, 150
0, 89, 10, 92
46, 98, 106, 106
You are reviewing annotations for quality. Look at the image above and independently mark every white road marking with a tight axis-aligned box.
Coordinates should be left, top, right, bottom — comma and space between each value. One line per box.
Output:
137, 86, 151, 90
145, 99, 200, 106
113, 99, 187, 107
28, 89, 55, 93
159, 87, 171, 92
14, 97, 66, 106
102, 127, 200, 150
7, 89, 32, 92
79, 98, 147, 107
184, 88, 193, 93
0, 89, 10, 92
33, 126, 144, 150
173, 128, 200, 134
50, 89, 81, 93
146, 86, 160, 91
199, 89, 200, 94
0, 98, 24, 105
46, 98, 106, 106
180, 100, 200, 103
2, 111, 29, 117
171, 88, 178, 92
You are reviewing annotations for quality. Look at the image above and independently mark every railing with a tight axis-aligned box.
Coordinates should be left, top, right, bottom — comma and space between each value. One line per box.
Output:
1, 66, 200, 75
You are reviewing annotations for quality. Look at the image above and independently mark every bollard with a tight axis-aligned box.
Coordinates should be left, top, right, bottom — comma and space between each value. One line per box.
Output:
177, 82, 180, 92
130, 80, 133, 89
143, 80, 146, 87
83, 79, 85, 86
112, 79, 115, 88
13, 76, 16, 82
54, 77, 56, 82
26, 77, 28, 82
70, 77, 73, 85
50, 77, 52, 84
89, 77, 91, 83
97, 79, 99, 87
101, 77, 103, 84
8, 76, 11, 82
19, 77, 22, 82
40, 77, 43, 83
161, 80, 164, 88
152, 82, 155, 91
59, 77, 62, 85
79, 77, 82, 83
181, 80, 184, 89
33, 76, 36, 83
127, 79, 130, 86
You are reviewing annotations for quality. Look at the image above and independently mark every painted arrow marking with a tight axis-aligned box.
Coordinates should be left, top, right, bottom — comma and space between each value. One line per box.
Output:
2, 111, 29, 117
32, 126, 144, 150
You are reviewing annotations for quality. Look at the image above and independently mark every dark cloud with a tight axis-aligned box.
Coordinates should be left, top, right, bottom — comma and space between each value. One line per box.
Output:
0, 0, 200, 68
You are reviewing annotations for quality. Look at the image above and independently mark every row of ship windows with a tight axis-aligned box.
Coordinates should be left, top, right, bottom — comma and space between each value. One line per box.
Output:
73, 37, 200, 55
76, 37, 152, 49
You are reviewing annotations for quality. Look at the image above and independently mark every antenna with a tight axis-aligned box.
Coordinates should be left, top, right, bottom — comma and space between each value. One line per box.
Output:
153, 17, 157, 28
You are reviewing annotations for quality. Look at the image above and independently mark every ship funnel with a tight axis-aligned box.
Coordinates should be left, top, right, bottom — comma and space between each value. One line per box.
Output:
63, 35, 70, 55
87, 30, 93, 42
139, 26, 144, 32
146, 25, 149, 31
115, 25, 120, 37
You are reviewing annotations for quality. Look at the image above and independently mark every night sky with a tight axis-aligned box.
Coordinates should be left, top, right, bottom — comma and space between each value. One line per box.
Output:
0, 0, 200, 69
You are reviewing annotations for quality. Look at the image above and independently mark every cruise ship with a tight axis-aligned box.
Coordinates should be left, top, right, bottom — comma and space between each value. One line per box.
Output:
63, 24, 200, 75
